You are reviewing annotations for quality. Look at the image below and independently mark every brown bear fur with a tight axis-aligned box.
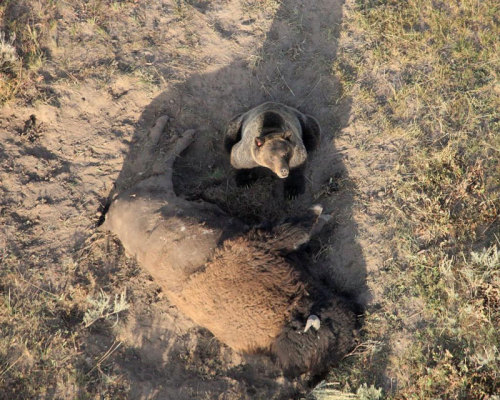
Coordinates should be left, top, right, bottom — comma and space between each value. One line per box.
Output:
224, 102, 321, 198
102, 122, 356, 376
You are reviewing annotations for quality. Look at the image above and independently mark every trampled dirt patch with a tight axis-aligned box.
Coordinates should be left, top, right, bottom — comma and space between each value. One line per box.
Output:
0, 0, 387, 398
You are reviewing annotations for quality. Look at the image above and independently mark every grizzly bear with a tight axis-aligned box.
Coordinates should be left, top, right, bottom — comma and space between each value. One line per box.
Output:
224, 102, 321, 198
102, 120, 356, 377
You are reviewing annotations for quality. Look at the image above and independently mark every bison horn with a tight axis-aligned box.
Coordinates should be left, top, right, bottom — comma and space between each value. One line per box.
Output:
310, 204, 323, 216
304, 314, 321, 333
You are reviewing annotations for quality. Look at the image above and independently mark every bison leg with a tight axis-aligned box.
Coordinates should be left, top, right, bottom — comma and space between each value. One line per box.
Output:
284, 167, 306, 199
270, 205, 331, 253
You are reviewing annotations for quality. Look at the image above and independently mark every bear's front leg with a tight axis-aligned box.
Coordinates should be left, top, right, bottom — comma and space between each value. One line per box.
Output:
284, 168, 306, 199
235, 168, 259, 188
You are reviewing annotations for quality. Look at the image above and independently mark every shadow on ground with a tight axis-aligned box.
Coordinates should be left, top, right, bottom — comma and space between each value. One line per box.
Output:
80, 1, 373, 398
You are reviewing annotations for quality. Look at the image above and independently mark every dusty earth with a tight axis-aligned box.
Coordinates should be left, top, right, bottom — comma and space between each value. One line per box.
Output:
0, 0, 392, 398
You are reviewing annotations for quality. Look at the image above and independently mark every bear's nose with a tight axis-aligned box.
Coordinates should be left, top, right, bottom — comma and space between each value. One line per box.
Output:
280, 168, 289, 178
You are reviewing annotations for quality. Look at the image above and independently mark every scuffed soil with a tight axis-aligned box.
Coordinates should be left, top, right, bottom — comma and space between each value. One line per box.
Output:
0, 0, 387, 398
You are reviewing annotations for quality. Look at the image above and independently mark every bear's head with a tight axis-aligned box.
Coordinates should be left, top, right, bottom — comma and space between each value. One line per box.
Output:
251, 131, 294, 178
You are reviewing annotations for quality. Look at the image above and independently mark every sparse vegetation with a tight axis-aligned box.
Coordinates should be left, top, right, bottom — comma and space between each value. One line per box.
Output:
0, 30, 21, 103
0, 0, 59, 103
0, 0, 498, 398
308, 382, 382, 400
83, 289, 129, 328
323, 0, 499, 398
0, 31, 20, 75
0, 0, 161, 105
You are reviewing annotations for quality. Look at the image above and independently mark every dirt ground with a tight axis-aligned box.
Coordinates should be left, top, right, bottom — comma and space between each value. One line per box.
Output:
0, 0, 393, 398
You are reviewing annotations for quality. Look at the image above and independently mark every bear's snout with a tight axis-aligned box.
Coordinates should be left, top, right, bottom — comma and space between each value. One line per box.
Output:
278, 168, 289, 178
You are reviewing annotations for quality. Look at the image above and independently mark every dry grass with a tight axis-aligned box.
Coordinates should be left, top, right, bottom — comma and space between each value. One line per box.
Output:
0, 0, 157, 105
0, 0, 58, 103
317, 0, 499, 398
0, 0, 499, 398
0, 234, 133, 398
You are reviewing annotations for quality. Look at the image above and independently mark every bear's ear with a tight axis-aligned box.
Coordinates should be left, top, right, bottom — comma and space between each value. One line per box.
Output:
282, 130, 292, 140
294, 111, 321, 152
224, 113, 245, 153
255, 136, 266, 147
